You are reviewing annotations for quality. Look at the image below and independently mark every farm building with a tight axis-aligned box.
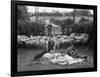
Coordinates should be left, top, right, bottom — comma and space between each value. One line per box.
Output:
45, 22, 62, 36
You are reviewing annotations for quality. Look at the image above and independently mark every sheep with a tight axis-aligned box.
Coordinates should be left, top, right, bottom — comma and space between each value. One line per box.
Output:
17, 33, 89, 49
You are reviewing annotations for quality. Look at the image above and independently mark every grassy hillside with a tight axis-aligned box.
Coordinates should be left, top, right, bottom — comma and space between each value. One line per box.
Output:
29, 16, 93, 23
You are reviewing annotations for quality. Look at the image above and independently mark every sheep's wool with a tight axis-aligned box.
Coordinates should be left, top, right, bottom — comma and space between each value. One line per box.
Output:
42, 53, 84, 65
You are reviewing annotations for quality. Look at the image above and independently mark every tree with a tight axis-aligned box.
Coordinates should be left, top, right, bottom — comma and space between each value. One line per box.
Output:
79, 10, 91, 16
17, 5, 30, 35
69, 9, 91, 17
17, 5, 29, 20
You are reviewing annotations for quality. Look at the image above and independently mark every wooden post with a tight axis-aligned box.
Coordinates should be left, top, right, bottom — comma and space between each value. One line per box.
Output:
35, 6, 39, 22
73, 9, 76, 24
87, 9, 90, 20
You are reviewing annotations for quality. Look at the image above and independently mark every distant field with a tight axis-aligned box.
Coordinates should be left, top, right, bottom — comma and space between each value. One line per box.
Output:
29, 16, 93, 23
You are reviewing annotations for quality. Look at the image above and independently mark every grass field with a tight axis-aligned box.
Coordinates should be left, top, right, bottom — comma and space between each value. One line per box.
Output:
29, 16, 93, 23
17, 47, 94, 72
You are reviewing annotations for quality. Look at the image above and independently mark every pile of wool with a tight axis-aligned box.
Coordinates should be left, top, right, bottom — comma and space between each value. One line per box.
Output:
42, 52, 85, 65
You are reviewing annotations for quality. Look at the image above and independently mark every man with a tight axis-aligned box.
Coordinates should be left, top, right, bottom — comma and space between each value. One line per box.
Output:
47, 37, 55, 52
66, 46, 88, 60
33, 20, 55, 60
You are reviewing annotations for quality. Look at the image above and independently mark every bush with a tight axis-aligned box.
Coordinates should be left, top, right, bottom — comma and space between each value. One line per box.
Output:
71, 22, 93, 33
63, 18, 73, 25
17, 20, 45, 36
71, 22, 93, 49
79, 17, 90, 23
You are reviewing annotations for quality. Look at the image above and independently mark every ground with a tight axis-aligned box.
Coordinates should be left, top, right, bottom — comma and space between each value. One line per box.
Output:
17, 47, 94, 72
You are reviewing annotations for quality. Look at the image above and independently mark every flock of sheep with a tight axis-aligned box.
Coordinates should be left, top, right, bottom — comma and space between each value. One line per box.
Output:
17, 33, 89, 50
